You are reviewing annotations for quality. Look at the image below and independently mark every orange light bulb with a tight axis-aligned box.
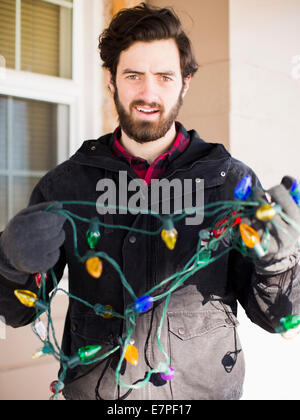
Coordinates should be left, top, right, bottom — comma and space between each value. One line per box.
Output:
124, 344, 138, 366
239, 223, 260, 248
85, 257, 103, 278
239, 223, 265, 257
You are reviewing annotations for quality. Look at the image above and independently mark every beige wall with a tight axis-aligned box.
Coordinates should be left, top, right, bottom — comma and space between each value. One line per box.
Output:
150, 0, 300, 188
0, 294, 67, 400
149, 0, 230, 149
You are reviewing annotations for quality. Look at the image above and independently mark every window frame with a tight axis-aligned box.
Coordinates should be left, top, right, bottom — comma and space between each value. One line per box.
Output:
0, 0, 105, 287
0, 0, 81, 158
0, 0, 78, 287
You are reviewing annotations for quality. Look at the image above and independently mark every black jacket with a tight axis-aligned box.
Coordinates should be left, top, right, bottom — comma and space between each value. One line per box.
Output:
0, 125, 299, 400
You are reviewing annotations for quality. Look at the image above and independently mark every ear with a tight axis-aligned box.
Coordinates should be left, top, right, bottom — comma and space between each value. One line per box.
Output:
106, 70, 116, 94
182, 74, 191, 98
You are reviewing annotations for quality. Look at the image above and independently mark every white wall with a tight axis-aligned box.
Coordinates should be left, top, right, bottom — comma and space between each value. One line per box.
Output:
150, 0, 300, 400
238, 301, 300, 400
229, 0, 300, 188
230, 0, 300, 400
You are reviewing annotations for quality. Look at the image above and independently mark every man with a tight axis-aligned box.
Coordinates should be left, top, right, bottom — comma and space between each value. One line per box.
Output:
0, 3, 300, 400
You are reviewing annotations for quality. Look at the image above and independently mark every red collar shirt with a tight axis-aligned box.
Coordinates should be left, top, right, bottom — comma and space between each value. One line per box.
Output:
111, 122, 190, 185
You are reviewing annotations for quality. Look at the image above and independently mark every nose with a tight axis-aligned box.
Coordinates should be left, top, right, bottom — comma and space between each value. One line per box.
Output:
138, 76, 159, 105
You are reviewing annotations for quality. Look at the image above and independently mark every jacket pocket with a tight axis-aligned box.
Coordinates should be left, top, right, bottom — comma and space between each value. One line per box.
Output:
168, 309, 238, 340
70, 313, 121, 348
167, 309, 244, 400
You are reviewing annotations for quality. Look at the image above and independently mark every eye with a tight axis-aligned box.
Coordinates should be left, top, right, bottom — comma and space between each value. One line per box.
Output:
127, 74, 140, 80
160, 75, 172, 82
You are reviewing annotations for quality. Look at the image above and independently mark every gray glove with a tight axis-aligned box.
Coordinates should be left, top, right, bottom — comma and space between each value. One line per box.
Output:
0, 202, 66, 285
247, 177, 300, 274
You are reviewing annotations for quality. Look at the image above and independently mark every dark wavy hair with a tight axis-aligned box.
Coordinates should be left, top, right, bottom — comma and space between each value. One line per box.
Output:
98, 2, 199, 83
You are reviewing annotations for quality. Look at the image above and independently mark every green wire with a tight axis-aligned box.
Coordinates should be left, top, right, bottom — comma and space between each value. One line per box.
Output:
26, 195, 300, 396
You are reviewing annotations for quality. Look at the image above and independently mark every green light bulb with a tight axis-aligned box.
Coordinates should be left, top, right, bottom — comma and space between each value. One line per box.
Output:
77, 345, 102, 362
67, 344, 102, 369
86, 217, 101, 249
197, 247, 211, 265
275, 314, 300, 333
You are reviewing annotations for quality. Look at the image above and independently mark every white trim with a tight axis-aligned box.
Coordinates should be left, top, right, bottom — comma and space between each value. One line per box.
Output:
57, 104, 70, 163
74, 0, 104, 142
71, 0, 80, 85
90, 0, 104, 137
0, 170, 47, 177
41, 0, 73, 9
7, 97, 13, 219
69, 101, 79, 155
59, 6, 73, 78
0, 69, 79, 105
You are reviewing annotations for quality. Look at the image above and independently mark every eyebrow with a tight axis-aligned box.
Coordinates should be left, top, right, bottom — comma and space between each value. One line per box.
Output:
122, 68, 177, 77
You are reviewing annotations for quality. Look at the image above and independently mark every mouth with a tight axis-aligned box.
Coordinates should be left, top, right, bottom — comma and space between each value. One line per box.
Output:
134, 106, 160, 117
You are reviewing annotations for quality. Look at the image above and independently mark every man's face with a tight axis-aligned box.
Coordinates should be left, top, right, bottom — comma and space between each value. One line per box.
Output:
108, 39, 190, 143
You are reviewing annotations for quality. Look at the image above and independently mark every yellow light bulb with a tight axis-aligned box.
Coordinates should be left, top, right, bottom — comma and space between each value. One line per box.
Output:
32, 348, 45, 359
256, 204, 276, 221
161, 228, 178, 250
101, 304, 115, 319
32, 346, 51, 359
86, 257, 103, 278
239, 224, 260, 248
124, 344, 138, 366
14, 290, 38, 307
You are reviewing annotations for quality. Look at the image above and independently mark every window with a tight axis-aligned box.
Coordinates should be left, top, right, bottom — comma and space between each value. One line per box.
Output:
0, 94, 69, 231
0, 0, 103, 297
0, 0, 104, 234
0, 0, 77, 231
0, 0, 73, 78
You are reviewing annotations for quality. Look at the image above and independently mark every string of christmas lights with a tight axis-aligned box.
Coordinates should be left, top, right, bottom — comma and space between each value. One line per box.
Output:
12, 175, 300, 399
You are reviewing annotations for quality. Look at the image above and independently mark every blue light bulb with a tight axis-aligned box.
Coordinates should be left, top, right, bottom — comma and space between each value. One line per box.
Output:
134, 296, 154, 313
234, 175, 252, 200
290, 179, 300, 205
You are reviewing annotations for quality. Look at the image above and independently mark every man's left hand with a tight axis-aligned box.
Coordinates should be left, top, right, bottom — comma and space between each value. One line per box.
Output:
245, 176, 300, 274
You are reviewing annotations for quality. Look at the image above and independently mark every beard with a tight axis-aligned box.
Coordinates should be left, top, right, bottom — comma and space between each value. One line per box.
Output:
113, 85, 184, 144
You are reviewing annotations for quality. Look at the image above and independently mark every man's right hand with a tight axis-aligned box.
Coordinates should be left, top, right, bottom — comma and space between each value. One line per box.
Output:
0, 202, 66, 278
